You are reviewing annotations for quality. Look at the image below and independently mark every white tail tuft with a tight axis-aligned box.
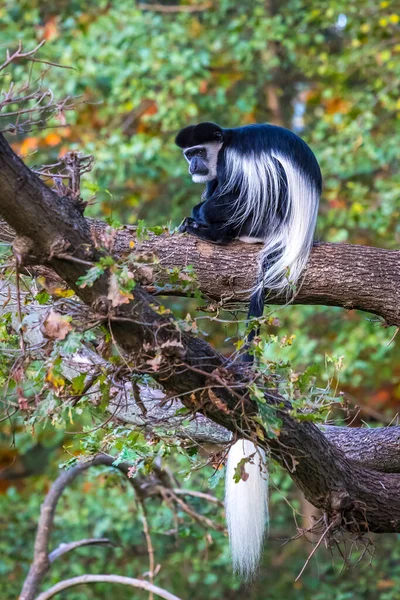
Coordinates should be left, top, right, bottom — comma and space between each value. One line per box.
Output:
225, 440, 269, 580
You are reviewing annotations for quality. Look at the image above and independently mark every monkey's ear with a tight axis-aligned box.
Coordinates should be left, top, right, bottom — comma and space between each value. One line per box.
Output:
214, 130, 223, 142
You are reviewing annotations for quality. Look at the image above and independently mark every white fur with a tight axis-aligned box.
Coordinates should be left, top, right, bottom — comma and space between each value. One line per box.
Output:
225, 440, 268, 580
222, 147, 319, 297
238, 236, 265, 244
192, 174, 210, 183
184, 142, 223, 182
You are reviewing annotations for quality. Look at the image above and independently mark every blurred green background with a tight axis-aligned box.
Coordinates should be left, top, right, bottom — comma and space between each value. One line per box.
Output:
1, 0, 400, 598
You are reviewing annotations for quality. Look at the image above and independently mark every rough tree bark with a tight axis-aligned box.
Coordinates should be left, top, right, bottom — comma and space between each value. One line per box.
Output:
1, 132, 400, 541
92, 222, 400, 326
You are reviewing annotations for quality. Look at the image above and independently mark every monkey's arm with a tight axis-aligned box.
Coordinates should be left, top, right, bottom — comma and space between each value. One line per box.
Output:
179, 193, 238, 244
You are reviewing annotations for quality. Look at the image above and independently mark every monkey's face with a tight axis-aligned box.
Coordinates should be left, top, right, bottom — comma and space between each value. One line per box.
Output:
183, 142, 223, 183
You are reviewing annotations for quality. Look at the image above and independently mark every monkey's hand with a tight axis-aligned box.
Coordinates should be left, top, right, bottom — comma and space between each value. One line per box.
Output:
178, 217, 199, 233
178, 219, 231, 244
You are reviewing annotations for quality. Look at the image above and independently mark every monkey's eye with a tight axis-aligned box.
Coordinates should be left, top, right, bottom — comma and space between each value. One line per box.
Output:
197, 149, 206, 157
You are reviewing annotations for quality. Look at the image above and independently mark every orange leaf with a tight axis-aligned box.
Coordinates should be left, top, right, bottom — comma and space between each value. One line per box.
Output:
19, 137, 39, 155
43, 17, 59, 41
142, 102, 158, 116
45, 133, 62, 147
199, 80, 208, 94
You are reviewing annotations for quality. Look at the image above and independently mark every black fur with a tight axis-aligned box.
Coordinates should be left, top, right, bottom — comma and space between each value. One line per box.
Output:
175, 122, 224, 148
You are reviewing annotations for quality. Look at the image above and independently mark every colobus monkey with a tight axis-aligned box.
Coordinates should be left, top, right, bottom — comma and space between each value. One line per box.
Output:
175, 122, 322, 578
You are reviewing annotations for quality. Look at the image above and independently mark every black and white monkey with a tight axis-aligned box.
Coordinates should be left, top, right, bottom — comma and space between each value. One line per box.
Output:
175, 122, 322, 578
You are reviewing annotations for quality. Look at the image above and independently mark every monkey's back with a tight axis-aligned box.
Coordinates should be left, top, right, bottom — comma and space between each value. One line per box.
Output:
222, 124, 322, 193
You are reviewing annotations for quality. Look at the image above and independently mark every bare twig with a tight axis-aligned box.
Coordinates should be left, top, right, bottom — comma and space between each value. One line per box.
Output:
172, 488, 223, 506
0, 40, 46, 73
48, 538, 114, 562
138, 498, 156, 600
166, 488, 224, 532
137, 2, 211, 13
14, 261, 26, 354
0, 42, 80, 135
34, 574, 183, 600
25, 57, 77, 70
54, 253, 94, 267
295, 521, 334, 581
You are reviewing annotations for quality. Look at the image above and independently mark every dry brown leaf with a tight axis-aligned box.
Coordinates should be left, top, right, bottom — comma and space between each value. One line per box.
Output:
107, 273, 133, 307
146, 353, 163, 372
41, 309, 72, 340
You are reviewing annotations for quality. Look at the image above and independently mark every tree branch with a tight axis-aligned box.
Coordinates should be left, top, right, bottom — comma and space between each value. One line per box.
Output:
20, 453, 193, 600
0, 217, 398, 325
137, 2, 212, 13
20, 455, 129, 600
34, 574, 183, 600
92, 222, 400, 326
48, 538, 114, 563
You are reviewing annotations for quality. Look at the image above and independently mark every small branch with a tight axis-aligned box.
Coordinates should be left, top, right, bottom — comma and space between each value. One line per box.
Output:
166, 488, 224, 531
20, 454, 137, 600
48, 538, 113, 563
55, 253, 94, 267
0, 40, 46, 73
138, 498, 156, 600
137, 2, 212, 13
172, 488, 224, 506
15, 261, 26, 354
295, 521, 334, 581
25, 57, 77, 70
34, 574, 183, 600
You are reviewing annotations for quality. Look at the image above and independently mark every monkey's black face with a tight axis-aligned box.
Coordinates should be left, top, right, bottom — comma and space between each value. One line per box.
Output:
183, 142, 222, 183
184, 146, 209, 180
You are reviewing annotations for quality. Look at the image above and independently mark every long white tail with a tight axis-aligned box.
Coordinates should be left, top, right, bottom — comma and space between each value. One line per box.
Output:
225, 440, 269, 579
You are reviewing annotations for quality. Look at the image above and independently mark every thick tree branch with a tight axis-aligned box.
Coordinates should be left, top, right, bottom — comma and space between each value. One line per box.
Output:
114, 390, 400, 472
1, 217, 399, 325
108, 225, 400, 327
1, 133, 400, 545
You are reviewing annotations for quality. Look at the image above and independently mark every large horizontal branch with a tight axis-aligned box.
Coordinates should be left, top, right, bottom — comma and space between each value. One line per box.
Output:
1, 132, 400, 539
115, 389, 400, 472
1, 217, 399, 325
97, 223, 400, 326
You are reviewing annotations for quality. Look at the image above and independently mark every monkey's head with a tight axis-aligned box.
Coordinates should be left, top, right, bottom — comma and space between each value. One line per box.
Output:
175, 122, 224, 183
